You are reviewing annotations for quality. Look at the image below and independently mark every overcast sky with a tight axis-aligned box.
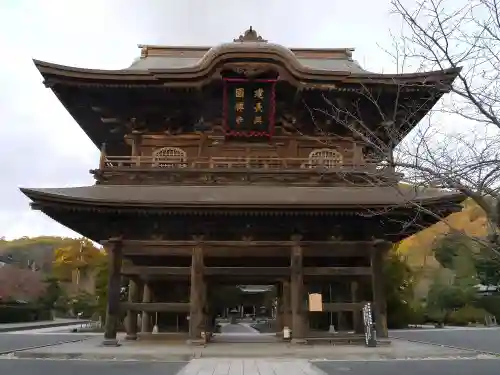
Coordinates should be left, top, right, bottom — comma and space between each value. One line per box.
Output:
0, 0, 408, 239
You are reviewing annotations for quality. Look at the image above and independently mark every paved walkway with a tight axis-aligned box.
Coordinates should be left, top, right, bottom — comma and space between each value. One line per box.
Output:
213, 323, 277, 343
178, 359, 323, 375
220, 323, 260, 334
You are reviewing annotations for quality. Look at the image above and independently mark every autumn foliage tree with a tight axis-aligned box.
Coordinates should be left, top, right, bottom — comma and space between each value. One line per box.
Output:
52, 238, 104, 282
0, 264, 46, 303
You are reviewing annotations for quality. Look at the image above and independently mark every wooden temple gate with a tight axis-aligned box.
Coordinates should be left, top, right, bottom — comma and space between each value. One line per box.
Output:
102, 238, 390, 345
22, 27, 465, 347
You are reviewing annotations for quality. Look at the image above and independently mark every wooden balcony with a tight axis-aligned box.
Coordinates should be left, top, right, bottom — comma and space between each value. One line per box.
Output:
99, 155, 389, 172
93, 155, 399, 186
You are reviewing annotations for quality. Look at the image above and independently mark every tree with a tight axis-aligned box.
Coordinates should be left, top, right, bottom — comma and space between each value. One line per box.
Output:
388, 0, 500, 253
297, 0, 500, 261
52, 238, 104, 281
37, 275, 64, 311
431, 230, 500, 286
0, 264, 46, 302
384, 249, 422, 327
474, 244, 500, 286
94, 256, 109, 319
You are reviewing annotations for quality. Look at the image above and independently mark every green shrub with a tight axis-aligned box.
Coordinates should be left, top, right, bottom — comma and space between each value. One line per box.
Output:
475, 295, 500, 321
448, 306, 488, 326
426, 309, 447, 324
0, 304, 51, 323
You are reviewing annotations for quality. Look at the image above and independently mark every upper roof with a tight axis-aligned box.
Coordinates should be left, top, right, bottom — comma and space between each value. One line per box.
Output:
32, 27, 461, 154
126, 41, 368, 74
34, 26, 460, 87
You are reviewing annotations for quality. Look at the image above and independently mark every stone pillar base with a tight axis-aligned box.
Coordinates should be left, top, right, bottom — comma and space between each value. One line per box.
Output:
102, 339, 121, 347
125, 334, 137, 341
291, 338, 307, 345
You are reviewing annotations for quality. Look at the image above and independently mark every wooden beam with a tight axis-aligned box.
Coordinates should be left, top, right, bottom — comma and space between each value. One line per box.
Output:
109, 240, 389, 248
121, 243, 377, 258
322, 302, 365, 312
122, 266, 371, 277
205, 267, 289, 276
122, 266, 190, 276
121, 302, 190, 313
303, 267, 371, 276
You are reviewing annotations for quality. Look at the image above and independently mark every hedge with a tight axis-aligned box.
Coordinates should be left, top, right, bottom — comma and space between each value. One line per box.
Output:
0, 304, 52, 323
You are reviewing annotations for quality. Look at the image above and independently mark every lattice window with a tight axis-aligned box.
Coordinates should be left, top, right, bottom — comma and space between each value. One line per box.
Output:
308, 148, 343, 168
153, 147, 187, 168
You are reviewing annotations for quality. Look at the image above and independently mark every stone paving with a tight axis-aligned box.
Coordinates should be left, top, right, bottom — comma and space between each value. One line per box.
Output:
178, 359, 325, 375
7, 334, 485, 361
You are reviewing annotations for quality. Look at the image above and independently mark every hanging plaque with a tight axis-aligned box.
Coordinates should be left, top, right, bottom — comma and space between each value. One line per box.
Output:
308, 293, 323, 312
223, 78, 276, 138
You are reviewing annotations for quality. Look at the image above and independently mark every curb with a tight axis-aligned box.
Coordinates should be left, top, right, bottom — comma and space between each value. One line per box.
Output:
0, 320, 90, 333
0, 336, 93, 356
390, 336, 500, 357
12, 352, 194, 362
10, 351, 489, 362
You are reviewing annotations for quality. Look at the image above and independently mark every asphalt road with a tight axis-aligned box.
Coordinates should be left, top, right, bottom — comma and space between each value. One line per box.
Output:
314, 359, 500, 375
390, 328, 500, 354
0, 359, 186, 375
0, 333, 89, 354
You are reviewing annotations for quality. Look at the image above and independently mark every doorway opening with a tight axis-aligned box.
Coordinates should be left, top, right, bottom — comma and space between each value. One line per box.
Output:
208, 284, 279, 343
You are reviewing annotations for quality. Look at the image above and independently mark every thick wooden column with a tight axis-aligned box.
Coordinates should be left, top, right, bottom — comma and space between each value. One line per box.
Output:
131, 131, 142, 166
141, 282, 152, 333
188, 236, 205, 342
275, 283, 283, 333
351, 281, 364, 333
103, 239, 123, 346
290, 235, 305, 343
371, 241, 389, 338
125, 278, 139, 340
282, 280, 291, 328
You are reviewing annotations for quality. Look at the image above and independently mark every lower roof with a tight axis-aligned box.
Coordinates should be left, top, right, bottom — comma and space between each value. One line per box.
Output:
20, 184, 465, 208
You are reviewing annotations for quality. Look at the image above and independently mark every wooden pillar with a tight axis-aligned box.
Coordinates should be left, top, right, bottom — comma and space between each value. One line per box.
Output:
125, 278, 139, 340
290, 235, 305, 343
131, 131, 142, 166
282, 280, 291, 328
141, 282, 152, 333
275, 284, 283, 333
371, 241, 389, 338
188, 236, 205, 342
103, 239, 123, 346
351, 281, 364, 334
99, 143, 106, 169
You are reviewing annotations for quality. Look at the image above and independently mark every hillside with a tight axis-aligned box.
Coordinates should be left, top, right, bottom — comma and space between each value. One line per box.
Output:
0, 236, 76, 273
397, 199, 487, 297
398, 199, 486, 267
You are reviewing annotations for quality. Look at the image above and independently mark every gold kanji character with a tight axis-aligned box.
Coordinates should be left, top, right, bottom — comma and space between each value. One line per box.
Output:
235, 102, 245, 112
235, 88, 245, 98
254, 116, 263, 124
236, 116, 244, 125
254, 88, 264, 99
254, 102, 263, 112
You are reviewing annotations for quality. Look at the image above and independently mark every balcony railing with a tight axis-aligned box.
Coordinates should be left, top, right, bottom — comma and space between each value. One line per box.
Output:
99, 155, 391, 173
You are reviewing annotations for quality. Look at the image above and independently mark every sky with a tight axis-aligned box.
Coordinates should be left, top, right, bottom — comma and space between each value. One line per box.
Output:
0, 0, 409, 239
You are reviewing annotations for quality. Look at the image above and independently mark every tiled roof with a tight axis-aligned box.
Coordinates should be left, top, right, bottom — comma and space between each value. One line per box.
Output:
20, 184, 465, 208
